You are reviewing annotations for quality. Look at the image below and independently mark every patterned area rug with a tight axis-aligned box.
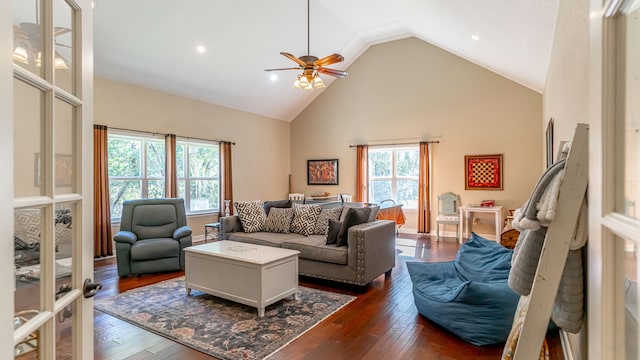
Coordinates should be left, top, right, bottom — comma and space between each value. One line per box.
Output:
94, 277, 355, 360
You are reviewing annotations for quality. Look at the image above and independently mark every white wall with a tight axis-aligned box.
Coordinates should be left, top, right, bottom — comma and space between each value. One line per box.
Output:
95, 77, 291, 236
543, 0, 590, 357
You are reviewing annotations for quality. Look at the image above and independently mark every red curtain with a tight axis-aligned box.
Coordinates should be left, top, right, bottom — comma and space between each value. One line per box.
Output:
93, 125, 113, 257
220, 141, 234, 215
418, 142, 431, 233
355, 145, 368, 203
165, 134, 178, 198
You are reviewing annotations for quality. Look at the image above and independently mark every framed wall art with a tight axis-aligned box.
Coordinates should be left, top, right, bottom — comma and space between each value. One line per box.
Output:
307, 159, 339, 185
464, 154, 503, 190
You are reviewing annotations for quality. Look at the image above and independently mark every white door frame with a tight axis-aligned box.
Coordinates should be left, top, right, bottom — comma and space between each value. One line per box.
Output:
4, 0, 94, 358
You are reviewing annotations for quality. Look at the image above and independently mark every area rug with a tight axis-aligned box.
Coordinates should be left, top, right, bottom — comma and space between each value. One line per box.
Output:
94, 277, 355, 360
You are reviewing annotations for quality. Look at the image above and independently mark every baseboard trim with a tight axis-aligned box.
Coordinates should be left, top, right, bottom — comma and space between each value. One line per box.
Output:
560, 330, 574, 360
192, 234, 206, 245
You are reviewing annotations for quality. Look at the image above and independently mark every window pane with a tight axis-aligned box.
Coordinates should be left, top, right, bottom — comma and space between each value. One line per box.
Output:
109, 180, 141, 218
148, 180, 165, 198
15, 208, 43, 315
146, 140, 165, 178
369, 151, 392, 177
188, 144, 219, 178
370, 180, 392, 204
177, 180, 186, 199
397, 179, 418, 207
189, 180, 218, 212
108, 138, 141, 177
396, 149, 419, 177
176, 144, 185, 178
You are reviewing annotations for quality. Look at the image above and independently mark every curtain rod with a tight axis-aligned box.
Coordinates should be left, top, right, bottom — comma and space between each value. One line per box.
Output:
105, 126, 236, 145
349, 140, 439, 148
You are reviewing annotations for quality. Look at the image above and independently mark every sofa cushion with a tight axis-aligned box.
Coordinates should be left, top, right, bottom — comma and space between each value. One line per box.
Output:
263, 199, 292, 215
264, 207, 294, 234
337, 207, 372, 246
228, 231, 306, 248
290, 204, 322, 236
325, 219, 343, 245
282, 235, 348, 265
130, 238, 179, 261
340, 204, 379, 222
234, 200, 266, 233
313, 207, 343, 235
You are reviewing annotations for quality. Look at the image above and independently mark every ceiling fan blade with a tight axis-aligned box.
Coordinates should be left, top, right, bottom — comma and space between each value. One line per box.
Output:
317, 67, 348, 78
280, 52, 307, 67
314, 53, 344, 67
264, 67, 301, 72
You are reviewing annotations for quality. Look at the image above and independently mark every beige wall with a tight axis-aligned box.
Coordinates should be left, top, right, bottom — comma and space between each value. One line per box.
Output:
95, 77, 291, 236
290, 37, 543, 236
543, 0, 589, 357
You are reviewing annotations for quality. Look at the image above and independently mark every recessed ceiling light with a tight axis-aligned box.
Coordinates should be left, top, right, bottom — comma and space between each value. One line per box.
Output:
471, 34, 481, 41
270, 74, 278, 81
195, 45, 206, 54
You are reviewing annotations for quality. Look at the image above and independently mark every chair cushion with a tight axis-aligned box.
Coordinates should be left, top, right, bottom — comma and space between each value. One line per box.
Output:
264, 207, 294, 234
234, 200, 267, 233
131, 204, 178, 239
130, 238, 179, 261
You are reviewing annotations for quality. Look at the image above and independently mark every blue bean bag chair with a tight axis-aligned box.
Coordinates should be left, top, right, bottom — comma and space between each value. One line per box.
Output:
406, 233, 520, 346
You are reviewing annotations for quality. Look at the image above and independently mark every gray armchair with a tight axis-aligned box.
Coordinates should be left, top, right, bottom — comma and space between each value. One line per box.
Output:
114, 198, 192, 277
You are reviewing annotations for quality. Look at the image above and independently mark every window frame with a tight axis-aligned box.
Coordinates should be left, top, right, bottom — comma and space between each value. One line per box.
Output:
368, 145, 419, 209
107, 131, 166, 221
176, 139, 220, 215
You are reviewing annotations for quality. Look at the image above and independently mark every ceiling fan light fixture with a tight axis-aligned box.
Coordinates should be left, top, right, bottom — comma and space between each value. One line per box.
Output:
298, 75, 310, 88
313, 75, 325, 89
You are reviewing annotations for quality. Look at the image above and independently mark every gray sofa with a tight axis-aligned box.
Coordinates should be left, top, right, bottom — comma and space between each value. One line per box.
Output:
220, 204, 396, 286
114, 198, 193, 277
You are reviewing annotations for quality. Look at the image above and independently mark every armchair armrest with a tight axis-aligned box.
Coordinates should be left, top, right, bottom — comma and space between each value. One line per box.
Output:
114, 230, 137, 245
173, 225, 192, 240
219, 216, 243, 240
346, 220, 396, 284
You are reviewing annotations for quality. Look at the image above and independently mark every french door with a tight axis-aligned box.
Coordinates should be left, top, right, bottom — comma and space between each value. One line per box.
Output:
6, 0, 94, 358
590, 0, 640, 358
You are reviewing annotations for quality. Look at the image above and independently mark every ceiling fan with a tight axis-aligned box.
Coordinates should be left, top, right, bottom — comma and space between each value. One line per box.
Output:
265, 0, 348, 90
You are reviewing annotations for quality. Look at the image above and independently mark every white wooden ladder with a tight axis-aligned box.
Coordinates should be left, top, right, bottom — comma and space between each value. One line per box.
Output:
513, 123, 589, 359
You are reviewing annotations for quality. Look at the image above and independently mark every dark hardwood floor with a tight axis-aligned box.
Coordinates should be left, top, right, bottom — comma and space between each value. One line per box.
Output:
93, 235, 564, 360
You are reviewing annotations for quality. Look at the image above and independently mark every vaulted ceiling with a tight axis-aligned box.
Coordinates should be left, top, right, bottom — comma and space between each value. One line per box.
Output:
93, 0, 559, 122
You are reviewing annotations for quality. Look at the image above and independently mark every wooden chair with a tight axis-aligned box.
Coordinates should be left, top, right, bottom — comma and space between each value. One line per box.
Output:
288, 193, 305, 202
436, 192, 461, 242
339, 194, 352, 202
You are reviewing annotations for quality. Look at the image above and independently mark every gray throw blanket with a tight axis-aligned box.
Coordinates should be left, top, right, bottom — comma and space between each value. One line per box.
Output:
508, 158, 585, 333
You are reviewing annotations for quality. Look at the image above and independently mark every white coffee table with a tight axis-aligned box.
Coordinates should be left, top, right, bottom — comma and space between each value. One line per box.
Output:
184, 240, 300, 317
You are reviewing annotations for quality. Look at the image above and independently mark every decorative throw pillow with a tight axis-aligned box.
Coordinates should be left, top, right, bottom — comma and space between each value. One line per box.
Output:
368, 205, 380, 222
337, 207, 372, 247
325, 219, 343, 245
264, 207, 294, 234
263, 199, 292, 215
290, 204, 322, 236
313, 207, 343, 235
234, 200, 266, 233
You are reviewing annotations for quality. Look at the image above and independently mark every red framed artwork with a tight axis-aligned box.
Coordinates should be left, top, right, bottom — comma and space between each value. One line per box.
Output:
464, 154, 503, 190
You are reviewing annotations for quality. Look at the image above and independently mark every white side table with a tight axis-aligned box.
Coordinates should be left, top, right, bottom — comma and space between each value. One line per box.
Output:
459, 205, 504, 242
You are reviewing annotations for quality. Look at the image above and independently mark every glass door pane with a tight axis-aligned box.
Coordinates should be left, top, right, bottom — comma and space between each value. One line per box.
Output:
53, 0, 74, 93
619, 2, 640, 219
14, 78, 44, 198
54, 98, 76, 194
13, 0, 43, 78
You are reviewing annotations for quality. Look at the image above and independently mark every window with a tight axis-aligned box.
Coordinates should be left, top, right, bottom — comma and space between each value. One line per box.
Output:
176, 140, 220, 214
108, 133, 165, 220
107, 133, 221, 220
368, 146, 419, 208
